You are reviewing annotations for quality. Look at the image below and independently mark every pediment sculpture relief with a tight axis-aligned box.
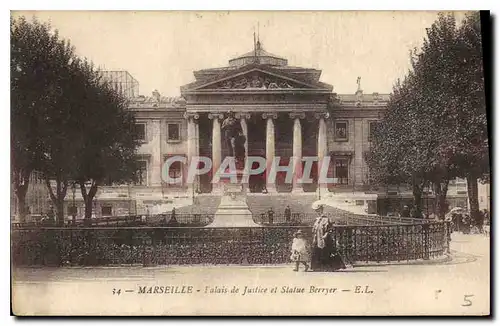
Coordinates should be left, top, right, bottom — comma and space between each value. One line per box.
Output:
214, 73, 300, 90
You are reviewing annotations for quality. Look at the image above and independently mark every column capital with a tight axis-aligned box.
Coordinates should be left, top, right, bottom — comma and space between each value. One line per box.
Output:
208, 113, 224, 120
184, 112, 200, 120
262, 112, 278, 120
289, 112, 306, 120
235, 112, 251, 120
314, 112, 330, 120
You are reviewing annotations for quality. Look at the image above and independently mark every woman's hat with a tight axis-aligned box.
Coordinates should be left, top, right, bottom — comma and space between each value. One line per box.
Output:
294, 230, 303, 236
312, 202, 324, 210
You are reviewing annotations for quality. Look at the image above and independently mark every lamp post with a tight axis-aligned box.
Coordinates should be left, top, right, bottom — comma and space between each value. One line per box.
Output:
72, 182, 76, 225
426, 191, 429, 219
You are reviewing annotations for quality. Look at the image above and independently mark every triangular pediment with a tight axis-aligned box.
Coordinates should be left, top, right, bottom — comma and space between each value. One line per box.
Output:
188, 67, 327, 91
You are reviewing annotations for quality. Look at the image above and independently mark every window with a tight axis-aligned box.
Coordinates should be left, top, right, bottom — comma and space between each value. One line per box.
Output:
167, 123, 181, 141
68, 206, 77, 215
134, 123, 146, 142
164, 156, 183, 187
355, 200, 365, 206
102, 176, 113, 186
334, 121, 348, 141
101, 205, 112, 216
334, 158, 349, 185
369, 121, 379, 142
136, 160, 148, 186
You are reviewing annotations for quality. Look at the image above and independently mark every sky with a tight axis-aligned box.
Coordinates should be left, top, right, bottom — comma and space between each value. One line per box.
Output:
13, 11, 470, 97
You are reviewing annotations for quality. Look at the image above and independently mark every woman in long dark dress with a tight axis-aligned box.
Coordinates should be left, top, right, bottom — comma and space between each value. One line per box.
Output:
310, 205, 346, 272
310, 209, 329, 271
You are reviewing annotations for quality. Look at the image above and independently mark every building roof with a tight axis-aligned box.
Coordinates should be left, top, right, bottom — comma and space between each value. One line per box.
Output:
181, 62, 333, 92
228, 41, 288, 67
338, 92, 390, 103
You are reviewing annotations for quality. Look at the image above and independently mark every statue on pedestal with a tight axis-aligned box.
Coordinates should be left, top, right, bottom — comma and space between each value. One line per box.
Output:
221, 111, 246, 167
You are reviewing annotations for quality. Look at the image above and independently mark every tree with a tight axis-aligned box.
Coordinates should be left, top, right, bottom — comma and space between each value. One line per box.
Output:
367, 12, 488, 221
71, 61, 141, 221
451, 12, 488, 227
367, 73, 439, 218
12, 16, 141, 225
11, 16, 75, 222
410, 13, 461, 219
417, 12, 488, 223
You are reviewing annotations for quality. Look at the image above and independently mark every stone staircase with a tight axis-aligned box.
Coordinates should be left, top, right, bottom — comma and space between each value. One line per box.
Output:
247, 194, 318, 217
173, 193, 366, 225
174, 195, 221, 215
246, 194, 360, 224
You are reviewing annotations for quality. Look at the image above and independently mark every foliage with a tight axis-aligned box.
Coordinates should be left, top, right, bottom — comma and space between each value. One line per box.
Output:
70, 60, 141, 220
367, 12, 488, 222
11, 15, 142, 223
11, 16, 76, 222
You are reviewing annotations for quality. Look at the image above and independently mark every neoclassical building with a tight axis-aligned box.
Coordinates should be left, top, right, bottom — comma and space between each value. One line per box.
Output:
24, 42, 468, 220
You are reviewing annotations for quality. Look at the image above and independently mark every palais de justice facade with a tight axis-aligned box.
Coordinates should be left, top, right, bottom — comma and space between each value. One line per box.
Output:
53, 42, 468, 219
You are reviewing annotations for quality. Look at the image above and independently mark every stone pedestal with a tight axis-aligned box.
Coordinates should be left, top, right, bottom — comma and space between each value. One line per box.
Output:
207, 171, 258, 227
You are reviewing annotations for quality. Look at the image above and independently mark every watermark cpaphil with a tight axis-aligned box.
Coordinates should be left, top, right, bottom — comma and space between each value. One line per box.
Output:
162, 156, 341, 184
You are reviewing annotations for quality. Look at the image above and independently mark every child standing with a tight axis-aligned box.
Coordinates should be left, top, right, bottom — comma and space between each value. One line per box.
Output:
291, 230, 310, 272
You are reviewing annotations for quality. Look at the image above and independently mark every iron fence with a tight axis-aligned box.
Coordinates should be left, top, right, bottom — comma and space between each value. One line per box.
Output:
11, 214, 215, 228
12, 221, 450, 267
12, 212, 431, 229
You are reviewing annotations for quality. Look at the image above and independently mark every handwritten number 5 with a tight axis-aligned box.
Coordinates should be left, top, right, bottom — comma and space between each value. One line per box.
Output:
462, 294, 473, 306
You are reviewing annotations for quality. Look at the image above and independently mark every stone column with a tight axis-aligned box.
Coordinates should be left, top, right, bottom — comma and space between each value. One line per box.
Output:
184, 112, 199, 195
316, 112, 330, 196
209, 113, 223, 193
194, 119, 200, 193
290, 112, 305, 193
353, 118, 364, 189
263, 113, 277, 193
149, 120, 162, 187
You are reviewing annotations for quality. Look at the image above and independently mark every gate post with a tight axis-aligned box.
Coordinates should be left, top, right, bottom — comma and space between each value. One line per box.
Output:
422, 223, 430, 260
142, 232, 154, 267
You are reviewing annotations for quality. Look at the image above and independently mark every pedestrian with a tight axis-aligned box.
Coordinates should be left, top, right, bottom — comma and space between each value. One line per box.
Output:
462, 213, 471, 234
410, 207, 421, 218
260, 212, 266, 224
262, 184, 268, 194
167, 207, 179, 226
483, 209, 490, 225
310, 203, 347, 272
310, 204, 329, 272
284, 205, 291, 223
290, 230, 309, 272
401, 205, 410, 218
268, 207, 274, 225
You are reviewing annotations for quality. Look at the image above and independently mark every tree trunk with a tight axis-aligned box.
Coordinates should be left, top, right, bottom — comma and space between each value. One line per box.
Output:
45, 176, 68, 226
466, 175, 481, 230
80, 181, 99, 226
13, 167, 32, 223
433, 180, 449, 219
15, 185, 28, 223
84, 197, 93, 220
412, 180, 424, 218
55, 200, 65, 226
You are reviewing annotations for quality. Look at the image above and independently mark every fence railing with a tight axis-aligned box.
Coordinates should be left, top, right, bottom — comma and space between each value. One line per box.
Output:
11, 214, 216, 228
11, 212, 433, 229
11, 221, 451, 267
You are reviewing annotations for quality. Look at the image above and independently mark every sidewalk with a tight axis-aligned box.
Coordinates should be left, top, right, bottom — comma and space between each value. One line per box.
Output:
12, 233, 490, 316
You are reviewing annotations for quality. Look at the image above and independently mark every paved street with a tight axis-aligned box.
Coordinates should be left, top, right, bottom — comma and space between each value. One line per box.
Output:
12, 233, 490, 316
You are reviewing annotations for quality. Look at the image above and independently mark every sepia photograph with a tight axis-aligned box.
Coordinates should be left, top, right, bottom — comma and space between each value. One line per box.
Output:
10, 10, 490, 316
